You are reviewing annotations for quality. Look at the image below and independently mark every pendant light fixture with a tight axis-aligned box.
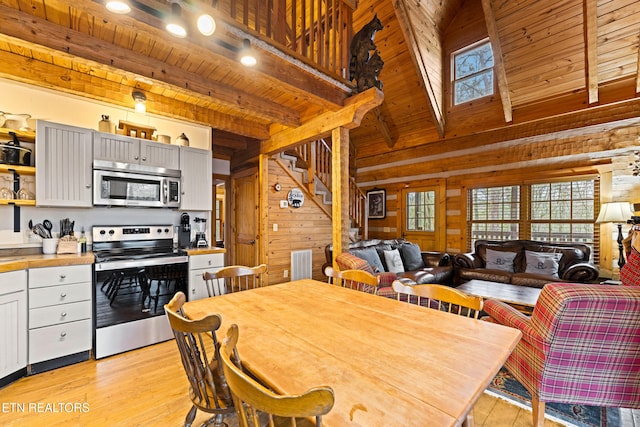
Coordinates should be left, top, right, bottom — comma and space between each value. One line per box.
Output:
105, 0, 131, 14
239, 39, 257, 67
197, 13, 216, 36
166, 1, 188, 38
132, 91, 147, 113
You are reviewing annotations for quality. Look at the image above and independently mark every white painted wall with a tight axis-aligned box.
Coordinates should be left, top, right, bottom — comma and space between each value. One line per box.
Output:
0, 78, 213, 248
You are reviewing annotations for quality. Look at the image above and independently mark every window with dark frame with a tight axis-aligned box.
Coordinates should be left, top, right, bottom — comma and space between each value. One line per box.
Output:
453, 39, 494, 105
467, 178, 599, 259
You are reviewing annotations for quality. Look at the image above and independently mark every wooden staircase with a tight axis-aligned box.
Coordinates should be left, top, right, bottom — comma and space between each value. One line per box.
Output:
278, 138, 367, 239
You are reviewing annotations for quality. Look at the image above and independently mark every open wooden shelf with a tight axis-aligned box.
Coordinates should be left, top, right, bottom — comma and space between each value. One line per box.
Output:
0, 127, 36, 143
0, 199, 35, 206
0, 164, 35, 175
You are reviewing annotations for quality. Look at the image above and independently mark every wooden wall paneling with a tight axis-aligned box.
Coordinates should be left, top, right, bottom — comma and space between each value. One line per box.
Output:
267, 159, 332, 284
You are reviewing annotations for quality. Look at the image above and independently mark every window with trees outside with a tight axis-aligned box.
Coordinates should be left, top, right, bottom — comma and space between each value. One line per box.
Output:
406, 190, 436, 232
468, 179, 598, 254
453, 39, 494, 105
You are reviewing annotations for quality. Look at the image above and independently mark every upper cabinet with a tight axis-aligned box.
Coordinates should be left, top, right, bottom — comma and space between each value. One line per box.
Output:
93, 132, 179, 170
36, 120, 93, 207
180, 146, 212, 211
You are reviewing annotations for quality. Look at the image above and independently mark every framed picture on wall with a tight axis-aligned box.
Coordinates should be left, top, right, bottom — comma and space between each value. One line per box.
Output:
367, 189, 386, 219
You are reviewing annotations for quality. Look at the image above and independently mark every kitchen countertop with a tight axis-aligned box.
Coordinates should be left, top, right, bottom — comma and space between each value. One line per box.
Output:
0, 252, 95, 273
183, 247, 226, 256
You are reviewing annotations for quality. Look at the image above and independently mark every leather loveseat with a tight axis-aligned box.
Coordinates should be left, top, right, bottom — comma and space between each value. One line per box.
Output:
453, 239, 599, 288
324, 239, 453, 286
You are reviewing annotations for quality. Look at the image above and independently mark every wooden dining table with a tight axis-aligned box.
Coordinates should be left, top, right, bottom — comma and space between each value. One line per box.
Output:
182, 279, 522, 427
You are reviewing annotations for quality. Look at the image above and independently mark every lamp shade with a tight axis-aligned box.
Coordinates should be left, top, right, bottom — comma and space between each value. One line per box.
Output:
596, 202, 633, 224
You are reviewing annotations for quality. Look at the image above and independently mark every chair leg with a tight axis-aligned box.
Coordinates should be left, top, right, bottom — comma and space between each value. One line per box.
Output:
184, 405, 197, 427
531, 396, 545, 427
462, 413, 474, 427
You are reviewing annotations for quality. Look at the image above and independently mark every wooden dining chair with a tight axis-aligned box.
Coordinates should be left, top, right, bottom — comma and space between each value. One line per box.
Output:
324, 265, 380, 295
219, 324, 335, 427
202, 264, 268, 296
392, 279, 484, 318
164, 291, 235, 427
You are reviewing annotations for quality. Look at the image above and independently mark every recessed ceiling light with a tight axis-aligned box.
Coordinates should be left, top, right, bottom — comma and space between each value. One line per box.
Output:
105, 0, 131, 14
197, 14, 216, 36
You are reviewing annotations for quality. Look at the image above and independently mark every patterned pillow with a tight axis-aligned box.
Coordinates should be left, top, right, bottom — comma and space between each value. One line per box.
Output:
620, 248, 640, 286
383, 249, 405, 273
524, 251, 562, 278
335, 252, 375, 274
485, 248, 517, 272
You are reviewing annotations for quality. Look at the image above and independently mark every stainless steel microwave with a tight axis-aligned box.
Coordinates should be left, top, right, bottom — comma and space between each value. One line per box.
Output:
93, 160, 181, 208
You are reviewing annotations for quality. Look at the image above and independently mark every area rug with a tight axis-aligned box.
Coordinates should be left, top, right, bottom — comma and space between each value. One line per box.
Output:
487, 368, 622, 427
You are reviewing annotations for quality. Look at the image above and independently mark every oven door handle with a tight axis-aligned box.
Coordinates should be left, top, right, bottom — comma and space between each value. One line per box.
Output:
95, 255, 189, 271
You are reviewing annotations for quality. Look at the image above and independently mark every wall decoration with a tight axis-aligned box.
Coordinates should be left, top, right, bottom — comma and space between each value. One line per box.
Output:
287, 188, 305, 208
367, 189, 386, 219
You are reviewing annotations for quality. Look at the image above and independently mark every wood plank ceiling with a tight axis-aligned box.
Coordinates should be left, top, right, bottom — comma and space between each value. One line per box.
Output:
0, 0, 640, 167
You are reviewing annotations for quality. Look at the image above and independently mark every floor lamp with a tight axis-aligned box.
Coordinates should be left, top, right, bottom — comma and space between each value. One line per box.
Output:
596, 202, 634, 269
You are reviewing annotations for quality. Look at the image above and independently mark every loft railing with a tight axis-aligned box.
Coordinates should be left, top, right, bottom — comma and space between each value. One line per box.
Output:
212, 0, 354, 80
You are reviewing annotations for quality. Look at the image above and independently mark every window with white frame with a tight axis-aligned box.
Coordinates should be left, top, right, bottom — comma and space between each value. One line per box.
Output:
453, 39, 494, 105
467, 178, 599, 253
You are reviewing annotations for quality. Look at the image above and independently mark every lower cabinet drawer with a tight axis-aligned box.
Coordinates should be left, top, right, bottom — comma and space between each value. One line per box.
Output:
29, 283, 91, 309
28, 319, 92, 364
29, 301, 91, 329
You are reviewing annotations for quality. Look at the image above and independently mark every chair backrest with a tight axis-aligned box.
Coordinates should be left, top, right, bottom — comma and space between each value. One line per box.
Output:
392, 280, 483, 318
324, 265, 379, 294
164, 292, 235, 417
203, 264, 268, 296
531, 283, 640, 407
219, 324, 335, 427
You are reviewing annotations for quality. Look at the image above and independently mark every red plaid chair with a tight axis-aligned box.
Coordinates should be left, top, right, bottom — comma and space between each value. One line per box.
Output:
333, 252, 396, 298
483, 283, 640, 427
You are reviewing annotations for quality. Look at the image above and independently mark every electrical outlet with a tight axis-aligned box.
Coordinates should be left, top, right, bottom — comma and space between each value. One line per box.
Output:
280, 200, 288, 208
283, 269, 289, 278
273, 223, 278, 231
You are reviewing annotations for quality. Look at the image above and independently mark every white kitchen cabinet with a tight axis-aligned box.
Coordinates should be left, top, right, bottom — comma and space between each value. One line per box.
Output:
36, 120, 93, 207
27, 265, 92, 368
180, 146, 212, 210
0, 270, 27, 384
93, 131, 180, 170
188, 253, 224, 300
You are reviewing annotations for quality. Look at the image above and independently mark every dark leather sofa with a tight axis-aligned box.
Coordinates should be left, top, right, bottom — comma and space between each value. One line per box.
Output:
453, 239, 599, 288
324, 238, 453, 285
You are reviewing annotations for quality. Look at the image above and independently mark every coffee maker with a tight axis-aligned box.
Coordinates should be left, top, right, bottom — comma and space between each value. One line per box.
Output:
193, 217, 208, 248
178, 213, 191, 248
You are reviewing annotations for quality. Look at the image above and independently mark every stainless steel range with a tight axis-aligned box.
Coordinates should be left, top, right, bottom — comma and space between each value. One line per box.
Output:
93, 225, 188, 359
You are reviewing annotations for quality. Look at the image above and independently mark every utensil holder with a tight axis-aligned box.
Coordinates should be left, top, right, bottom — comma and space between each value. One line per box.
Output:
42, 238, 59, 254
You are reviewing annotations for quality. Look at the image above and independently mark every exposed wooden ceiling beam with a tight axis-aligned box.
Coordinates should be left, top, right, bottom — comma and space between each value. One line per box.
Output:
262, 88, 384, 155
481, 0, 513, 123
393, 0, 445, 137
0, 4, 301, 129
373, 106, 395, 148
583, 0, 599, 104
636, 29, 640, 94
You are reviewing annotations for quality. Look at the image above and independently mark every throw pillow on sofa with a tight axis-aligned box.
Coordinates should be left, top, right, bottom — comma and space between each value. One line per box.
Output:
349, 247, 386, 273
485, 248, 517, 272
383, 249, 405, 273
524, 251, 561, 278
399, 243, 425, 271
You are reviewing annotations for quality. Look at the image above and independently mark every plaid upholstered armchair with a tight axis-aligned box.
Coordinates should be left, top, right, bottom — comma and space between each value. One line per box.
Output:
483, 283, 640, 427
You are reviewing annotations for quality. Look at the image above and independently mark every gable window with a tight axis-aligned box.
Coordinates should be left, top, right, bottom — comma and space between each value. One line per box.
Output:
467, 178, 599, 255
453, 39, 494, 105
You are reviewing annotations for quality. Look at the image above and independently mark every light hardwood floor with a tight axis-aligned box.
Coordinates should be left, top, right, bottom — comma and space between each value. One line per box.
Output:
0, 340, 632, 427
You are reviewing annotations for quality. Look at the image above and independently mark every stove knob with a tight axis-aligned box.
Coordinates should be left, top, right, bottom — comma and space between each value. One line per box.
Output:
157, 228, 162, 233
108, 229, 115, 235
99, 230, 106, 235
164, 228, 170, 233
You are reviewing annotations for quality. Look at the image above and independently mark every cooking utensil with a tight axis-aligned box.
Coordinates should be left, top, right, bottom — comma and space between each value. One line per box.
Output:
28, 219, 33, 230
33, 223, 50, 239
0, 132, 32, 165
43, 219, 53, 237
